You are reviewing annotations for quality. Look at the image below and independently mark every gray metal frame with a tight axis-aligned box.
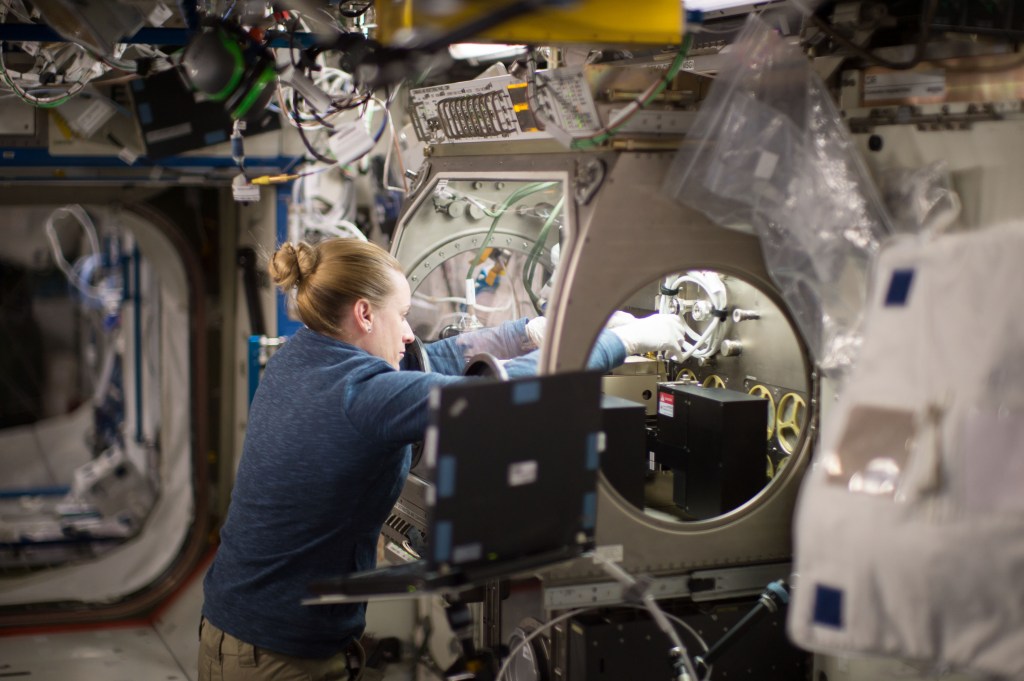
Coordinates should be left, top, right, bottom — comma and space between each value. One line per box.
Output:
391, 149, 817, 585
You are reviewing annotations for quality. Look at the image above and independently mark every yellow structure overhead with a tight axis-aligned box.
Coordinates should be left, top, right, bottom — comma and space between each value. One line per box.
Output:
374, 0, 685, 47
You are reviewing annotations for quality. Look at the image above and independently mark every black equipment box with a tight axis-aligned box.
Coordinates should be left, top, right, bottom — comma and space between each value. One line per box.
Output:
129, 68, 280, 159
656, 383, 766, 519
558, 597, 809, 681
599, 394, 647, 509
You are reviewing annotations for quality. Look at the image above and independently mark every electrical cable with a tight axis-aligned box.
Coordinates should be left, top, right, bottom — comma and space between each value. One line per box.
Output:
349, 638, 366, 681
291, 89, 337, 164
666, 271, 728, 360
251, 163, 338, 185
44, 205, 121, 309
493, 602, 709, 681
522, 194, 564, 314
412, 292, 514, 314
564, 35, 693, 150
409, 614, 447, 681
338, 1, 373, 19
465, 181, 559, 281
802, 0, 939, 70
0, 41, 92, 107
0, 1, 104, 107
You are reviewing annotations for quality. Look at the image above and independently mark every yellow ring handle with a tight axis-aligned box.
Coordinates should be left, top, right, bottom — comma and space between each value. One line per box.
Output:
675, 367, 696, 381
702, 374, 725, 389
775, 392, 807, 454
748, 384, 776, 440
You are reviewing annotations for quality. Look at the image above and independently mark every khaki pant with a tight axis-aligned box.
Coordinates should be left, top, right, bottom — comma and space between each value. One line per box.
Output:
198, 617, 349, 681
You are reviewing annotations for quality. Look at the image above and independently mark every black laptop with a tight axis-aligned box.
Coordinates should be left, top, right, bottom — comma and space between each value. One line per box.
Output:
305, 370, 604, 602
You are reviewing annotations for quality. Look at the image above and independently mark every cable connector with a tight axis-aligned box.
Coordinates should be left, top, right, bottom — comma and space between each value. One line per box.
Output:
232, 173, 260, 203
251, 174, 299, 185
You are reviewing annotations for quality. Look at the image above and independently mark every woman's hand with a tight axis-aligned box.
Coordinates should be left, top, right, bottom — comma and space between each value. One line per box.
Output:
610, 313, 687, 360
525, 316, 548, 348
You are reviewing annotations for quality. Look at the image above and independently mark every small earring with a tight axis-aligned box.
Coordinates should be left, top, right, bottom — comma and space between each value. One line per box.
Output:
366, 325, 372, 333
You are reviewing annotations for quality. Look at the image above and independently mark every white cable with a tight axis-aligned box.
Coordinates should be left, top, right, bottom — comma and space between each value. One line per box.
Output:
92, 324, 122, 405
493, 601, 709, 681
676, 317, 720, 364
307, 219, 367, 241
494, 608, 589, 681
667, 271, 728, 359
378, 95, 409, 193
291, 165, 363, 240
45, 205, 110, 303
592, 554, 703, 681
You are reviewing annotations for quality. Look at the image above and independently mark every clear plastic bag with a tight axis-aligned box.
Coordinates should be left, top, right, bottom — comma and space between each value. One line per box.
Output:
663, 16, 892, 377
879, 161, 962, 235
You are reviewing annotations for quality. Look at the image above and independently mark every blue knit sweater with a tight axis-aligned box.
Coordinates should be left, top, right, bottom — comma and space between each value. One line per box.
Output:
202, 319, 626, 658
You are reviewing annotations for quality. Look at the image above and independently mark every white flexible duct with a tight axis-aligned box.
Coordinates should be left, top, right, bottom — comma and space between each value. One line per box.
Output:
666, 270, 729, 359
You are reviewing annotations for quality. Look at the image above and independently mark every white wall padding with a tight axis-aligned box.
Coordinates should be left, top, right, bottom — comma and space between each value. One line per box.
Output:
0, 208, 193, 606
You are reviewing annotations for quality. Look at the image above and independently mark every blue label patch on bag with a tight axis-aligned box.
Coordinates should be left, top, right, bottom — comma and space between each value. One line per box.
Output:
813, 584, 844, 628
885, 269, 915, 306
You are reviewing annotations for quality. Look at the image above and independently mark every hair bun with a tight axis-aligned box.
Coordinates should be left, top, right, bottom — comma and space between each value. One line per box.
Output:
269, 242, 322, 291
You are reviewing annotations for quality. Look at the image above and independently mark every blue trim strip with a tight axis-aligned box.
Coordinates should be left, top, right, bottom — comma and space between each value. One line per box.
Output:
0, 149, 302, 169
276, 184, 302, 336
133, 245, 143, 444
1, 537, 124, 548
0, 486, 70, 498
248, 336, 262, 407
0, 24, 319, 48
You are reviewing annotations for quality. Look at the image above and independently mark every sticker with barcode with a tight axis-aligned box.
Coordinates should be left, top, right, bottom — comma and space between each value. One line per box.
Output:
863, 70, 945, 102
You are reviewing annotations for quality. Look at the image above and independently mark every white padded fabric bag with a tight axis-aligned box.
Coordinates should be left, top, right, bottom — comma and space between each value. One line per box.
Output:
788, 222, 1024, 678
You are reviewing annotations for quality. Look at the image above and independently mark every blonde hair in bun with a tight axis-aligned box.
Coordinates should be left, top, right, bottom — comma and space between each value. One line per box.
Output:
269, 242, 320, 290
268, 238, 402, 336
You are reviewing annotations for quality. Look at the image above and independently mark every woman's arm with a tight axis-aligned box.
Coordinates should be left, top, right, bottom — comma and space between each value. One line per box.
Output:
421, 318, 531, 375
501, 329, 626, 378
343, 363, 467, 448
355, 329, 626, 447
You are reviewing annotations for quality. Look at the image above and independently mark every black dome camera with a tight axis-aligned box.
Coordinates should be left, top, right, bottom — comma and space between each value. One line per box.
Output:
180, 20, 277, 121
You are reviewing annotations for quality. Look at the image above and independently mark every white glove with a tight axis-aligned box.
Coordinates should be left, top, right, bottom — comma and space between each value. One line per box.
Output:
605, 311, 637, 329
610, 313, 687, 360
525, 316, 547, 348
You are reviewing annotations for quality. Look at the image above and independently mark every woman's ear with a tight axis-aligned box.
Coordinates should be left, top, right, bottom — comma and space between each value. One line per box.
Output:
353, 298, 374, 334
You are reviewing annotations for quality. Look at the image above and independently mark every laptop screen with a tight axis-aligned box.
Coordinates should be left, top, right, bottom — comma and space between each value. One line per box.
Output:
422, 369, 605, 574
305, 370, 605, 601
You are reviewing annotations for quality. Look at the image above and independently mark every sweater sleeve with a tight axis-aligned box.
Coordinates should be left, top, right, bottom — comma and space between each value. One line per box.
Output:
493, 329, 627, 378
422, 318, 531, 375
348, 328, 627, 447
342, 361, 468, 449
